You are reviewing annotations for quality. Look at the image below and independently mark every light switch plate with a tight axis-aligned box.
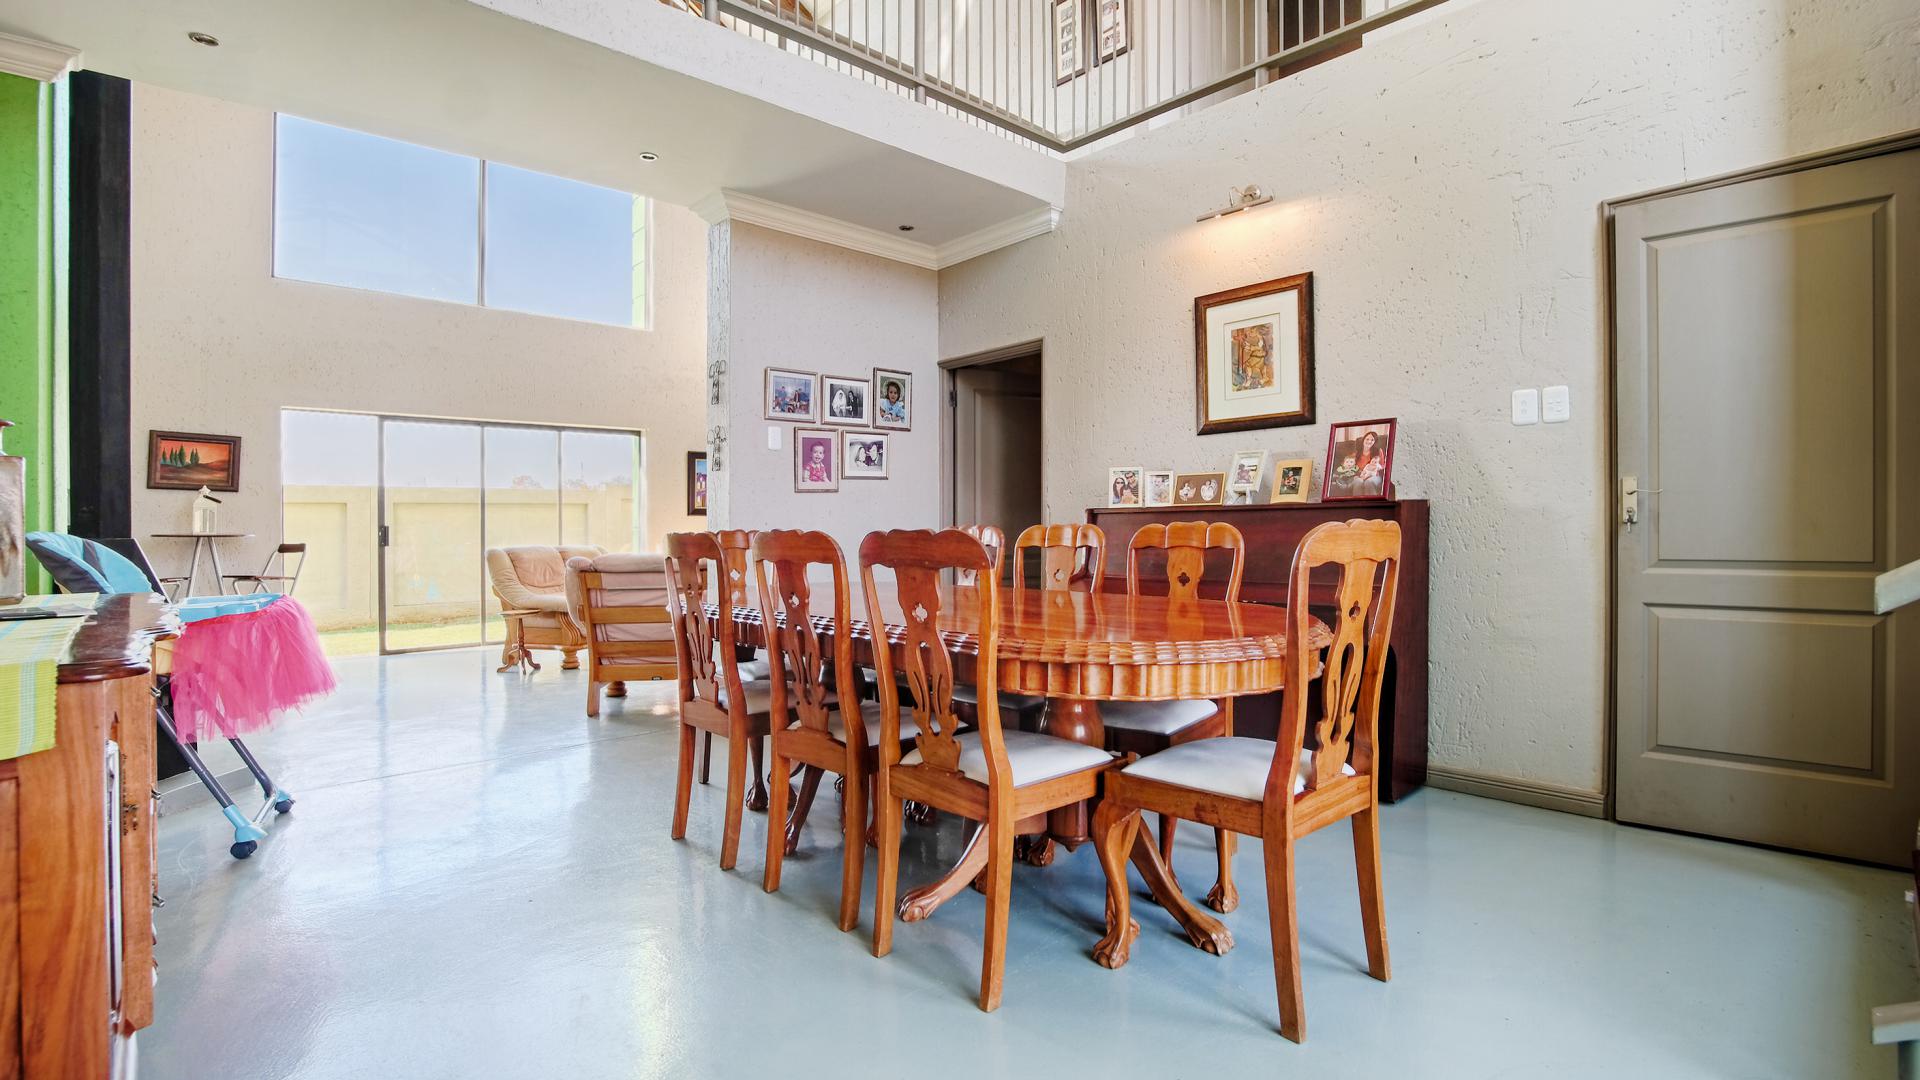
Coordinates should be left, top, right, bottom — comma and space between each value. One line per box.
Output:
1511, 388, 1540, 426
767, 426, 782, 450
1542, 385, 1571, 423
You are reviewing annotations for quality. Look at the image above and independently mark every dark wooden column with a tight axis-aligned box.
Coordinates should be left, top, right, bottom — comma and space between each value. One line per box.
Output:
67, 71, 132, 539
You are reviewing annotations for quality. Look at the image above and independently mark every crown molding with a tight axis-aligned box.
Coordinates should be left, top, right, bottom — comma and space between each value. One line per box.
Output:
695, 189, 1058, 271
933, 206, 1061, 269
0, 32, 80, 83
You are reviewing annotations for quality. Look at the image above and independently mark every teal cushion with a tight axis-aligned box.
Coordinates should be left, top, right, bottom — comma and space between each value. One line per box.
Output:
25, 532, 155, 594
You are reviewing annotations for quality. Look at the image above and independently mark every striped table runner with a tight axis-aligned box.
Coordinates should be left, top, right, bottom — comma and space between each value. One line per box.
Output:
0, 613, 88, 760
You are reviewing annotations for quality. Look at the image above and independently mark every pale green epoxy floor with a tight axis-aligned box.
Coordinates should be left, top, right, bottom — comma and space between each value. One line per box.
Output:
147, 649, 1915, 1079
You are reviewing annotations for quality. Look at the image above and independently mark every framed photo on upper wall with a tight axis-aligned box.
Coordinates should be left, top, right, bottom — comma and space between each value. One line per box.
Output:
686, 451, 708, 516
794, 428, 840, 492
765, 368, 818, 422
1194, 272, 1315, 435
148, 430, 241, 491
873, 368, 912, 430
1093, 0, 1129, 64
1052, 0, 1087, 85
821, 374, 871, 426
1322, 417, 1396, 501
843, 431, 890, 479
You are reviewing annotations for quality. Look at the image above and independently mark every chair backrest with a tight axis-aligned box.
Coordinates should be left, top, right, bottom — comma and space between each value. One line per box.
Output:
663, 532, 749, 711
860, 529, 1006, 784
1012, 523, 1105, 593
1273, 519, 1402, 800
566, 552, 677, 680
753, 530, 856, 744
25, 532, 158, 595
954, 524, 1005, 586
1125, 521, 1246, 602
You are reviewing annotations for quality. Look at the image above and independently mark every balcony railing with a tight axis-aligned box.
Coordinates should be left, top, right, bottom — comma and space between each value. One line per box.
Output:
678, 0, 1445, 152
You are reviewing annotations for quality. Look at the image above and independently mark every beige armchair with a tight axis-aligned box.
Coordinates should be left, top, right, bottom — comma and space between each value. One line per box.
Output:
485, 545, 604, 673
564, 551, 677, 717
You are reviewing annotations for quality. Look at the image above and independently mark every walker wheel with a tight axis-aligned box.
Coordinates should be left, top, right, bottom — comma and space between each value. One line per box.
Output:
230, 840, 258, 860
274, 797, 295, 814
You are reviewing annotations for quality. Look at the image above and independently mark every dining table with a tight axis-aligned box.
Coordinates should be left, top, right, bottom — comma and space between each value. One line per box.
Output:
708, 580, 1331, 957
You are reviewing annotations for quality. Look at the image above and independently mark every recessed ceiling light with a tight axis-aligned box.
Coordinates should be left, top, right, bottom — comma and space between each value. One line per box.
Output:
638, 151, 659, 162
187, 31, 220, 47
897, 224, 915, 232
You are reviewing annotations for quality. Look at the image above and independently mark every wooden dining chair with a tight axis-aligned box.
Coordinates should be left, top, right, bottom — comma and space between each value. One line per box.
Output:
864, 528, 1124, 1012
663, 530, 775, 871
702, 530, 771, 802
1011, 523, 1105, 592
1102, 520, 1247, 910
949, 524, 1046, 734
1092, 519, 1402, 1042
756, 529, 906, 932
955, 524, 1006, 585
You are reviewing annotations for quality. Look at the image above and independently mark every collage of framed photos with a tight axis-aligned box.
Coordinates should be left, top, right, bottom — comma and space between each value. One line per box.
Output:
764, 366, 912, 493
1106, 417, 1398, 508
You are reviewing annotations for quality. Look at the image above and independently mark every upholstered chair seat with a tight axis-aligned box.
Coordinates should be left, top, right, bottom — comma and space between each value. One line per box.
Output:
715, 679, 775, 716
1121, 737, 1355, 801
1099, 698, 1220, 737
902, 729, 1114, 788
487, 544, 603, 673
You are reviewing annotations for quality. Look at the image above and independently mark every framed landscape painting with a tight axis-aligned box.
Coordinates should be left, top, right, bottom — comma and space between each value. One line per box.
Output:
687, 451, 708, 515
148, 430, 241, 491
1194, 272, 1315, 435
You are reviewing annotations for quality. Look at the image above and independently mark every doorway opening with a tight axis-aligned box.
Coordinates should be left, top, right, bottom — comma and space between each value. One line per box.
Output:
280, 409, 644, 657
944, 342, 1043, 580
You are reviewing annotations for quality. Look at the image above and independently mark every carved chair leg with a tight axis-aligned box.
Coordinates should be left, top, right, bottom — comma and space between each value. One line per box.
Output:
671, 722, 696, 841
872, 778, 903, 958
784, 765, 824, 856
1157, 813, 1179, 886
560, 645, 582, 670
838, 764, 866, 932
1353, 806, 1390, 982
764, 741, 792, 894
1206, 828, 1239, 913
720, 733, 749, 870
698, 732, 712, 785
746, 736, 770, 812
1093, 799, 1142, 969
1265, 831, 1305, 1042
978, 814, 1017, 1013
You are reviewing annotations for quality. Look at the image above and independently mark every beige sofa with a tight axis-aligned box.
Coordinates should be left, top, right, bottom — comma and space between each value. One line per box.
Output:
485, 545, 604, 673
565, 551, 678, 717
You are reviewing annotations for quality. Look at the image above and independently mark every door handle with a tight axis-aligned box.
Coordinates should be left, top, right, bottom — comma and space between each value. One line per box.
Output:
1621, 476, 1663, 531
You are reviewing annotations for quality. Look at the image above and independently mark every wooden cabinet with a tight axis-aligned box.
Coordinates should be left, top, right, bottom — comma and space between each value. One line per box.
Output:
0, 594, 177, 1079
1085, 499, 1429, 801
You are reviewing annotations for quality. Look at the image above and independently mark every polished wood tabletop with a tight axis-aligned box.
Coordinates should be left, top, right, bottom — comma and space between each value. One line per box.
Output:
710, 583, 1330, 703
46, 592, 181, 685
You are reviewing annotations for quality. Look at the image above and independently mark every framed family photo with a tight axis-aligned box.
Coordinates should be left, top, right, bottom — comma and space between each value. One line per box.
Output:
1228, 449, 1264, 493
794, 428, 840, 492
765, 368, 818, 422
1144, 469, 1174, 507
1322, 418, 1396, 501
1172, 471, 1226, 507
821, 374, 870, 426
1107, 467, 1144, 507
1052, 0, 1087, 84
1268, 457, 1314, 504
844, 431, 890, 479
873, 368, 912, 430
148, 430, 241, 491
1194, 272, 1315, 435
686, 451, 708, 515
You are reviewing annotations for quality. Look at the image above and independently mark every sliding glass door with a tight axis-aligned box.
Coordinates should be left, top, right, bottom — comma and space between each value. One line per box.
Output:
283, 409, 642, 657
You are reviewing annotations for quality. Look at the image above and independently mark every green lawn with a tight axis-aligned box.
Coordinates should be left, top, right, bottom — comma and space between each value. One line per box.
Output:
319, 621, 502, 657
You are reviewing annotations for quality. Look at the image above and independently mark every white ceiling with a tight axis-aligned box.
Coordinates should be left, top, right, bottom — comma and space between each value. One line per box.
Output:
0, 0, 1064, 251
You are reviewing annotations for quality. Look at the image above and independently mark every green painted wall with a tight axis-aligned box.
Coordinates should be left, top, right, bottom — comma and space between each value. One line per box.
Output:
0, 73, 57, 593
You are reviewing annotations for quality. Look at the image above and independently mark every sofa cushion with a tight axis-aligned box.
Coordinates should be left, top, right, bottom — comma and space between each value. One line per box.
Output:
489, 545, 602, 613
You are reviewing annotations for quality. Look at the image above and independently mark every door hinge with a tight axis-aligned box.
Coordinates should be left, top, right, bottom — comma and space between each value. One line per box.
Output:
378, 525, 391, 547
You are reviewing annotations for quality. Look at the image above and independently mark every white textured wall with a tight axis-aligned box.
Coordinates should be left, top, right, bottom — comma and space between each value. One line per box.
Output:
128, 84, 710, 575
709, 222, 940, 559
937, 0, 1920, 793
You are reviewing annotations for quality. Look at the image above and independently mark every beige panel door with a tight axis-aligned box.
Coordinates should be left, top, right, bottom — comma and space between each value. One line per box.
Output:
951, 358, 1043, 577
1613, 146, 1920, 865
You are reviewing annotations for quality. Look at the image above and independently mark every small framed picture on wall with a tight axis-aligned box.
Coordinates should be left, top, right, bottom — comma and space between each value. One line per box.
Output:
765, 368, 818, 422
148, 430, 241, 491
686, 451, 708, 515
794, 428, 840, 492
873, 368, 912, 430
821, 374, 871, 426
1094, 0, 1130, 64
1052, 0, 1087, 85
844, 431, 890, 479
1322, 418, 1397, 501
